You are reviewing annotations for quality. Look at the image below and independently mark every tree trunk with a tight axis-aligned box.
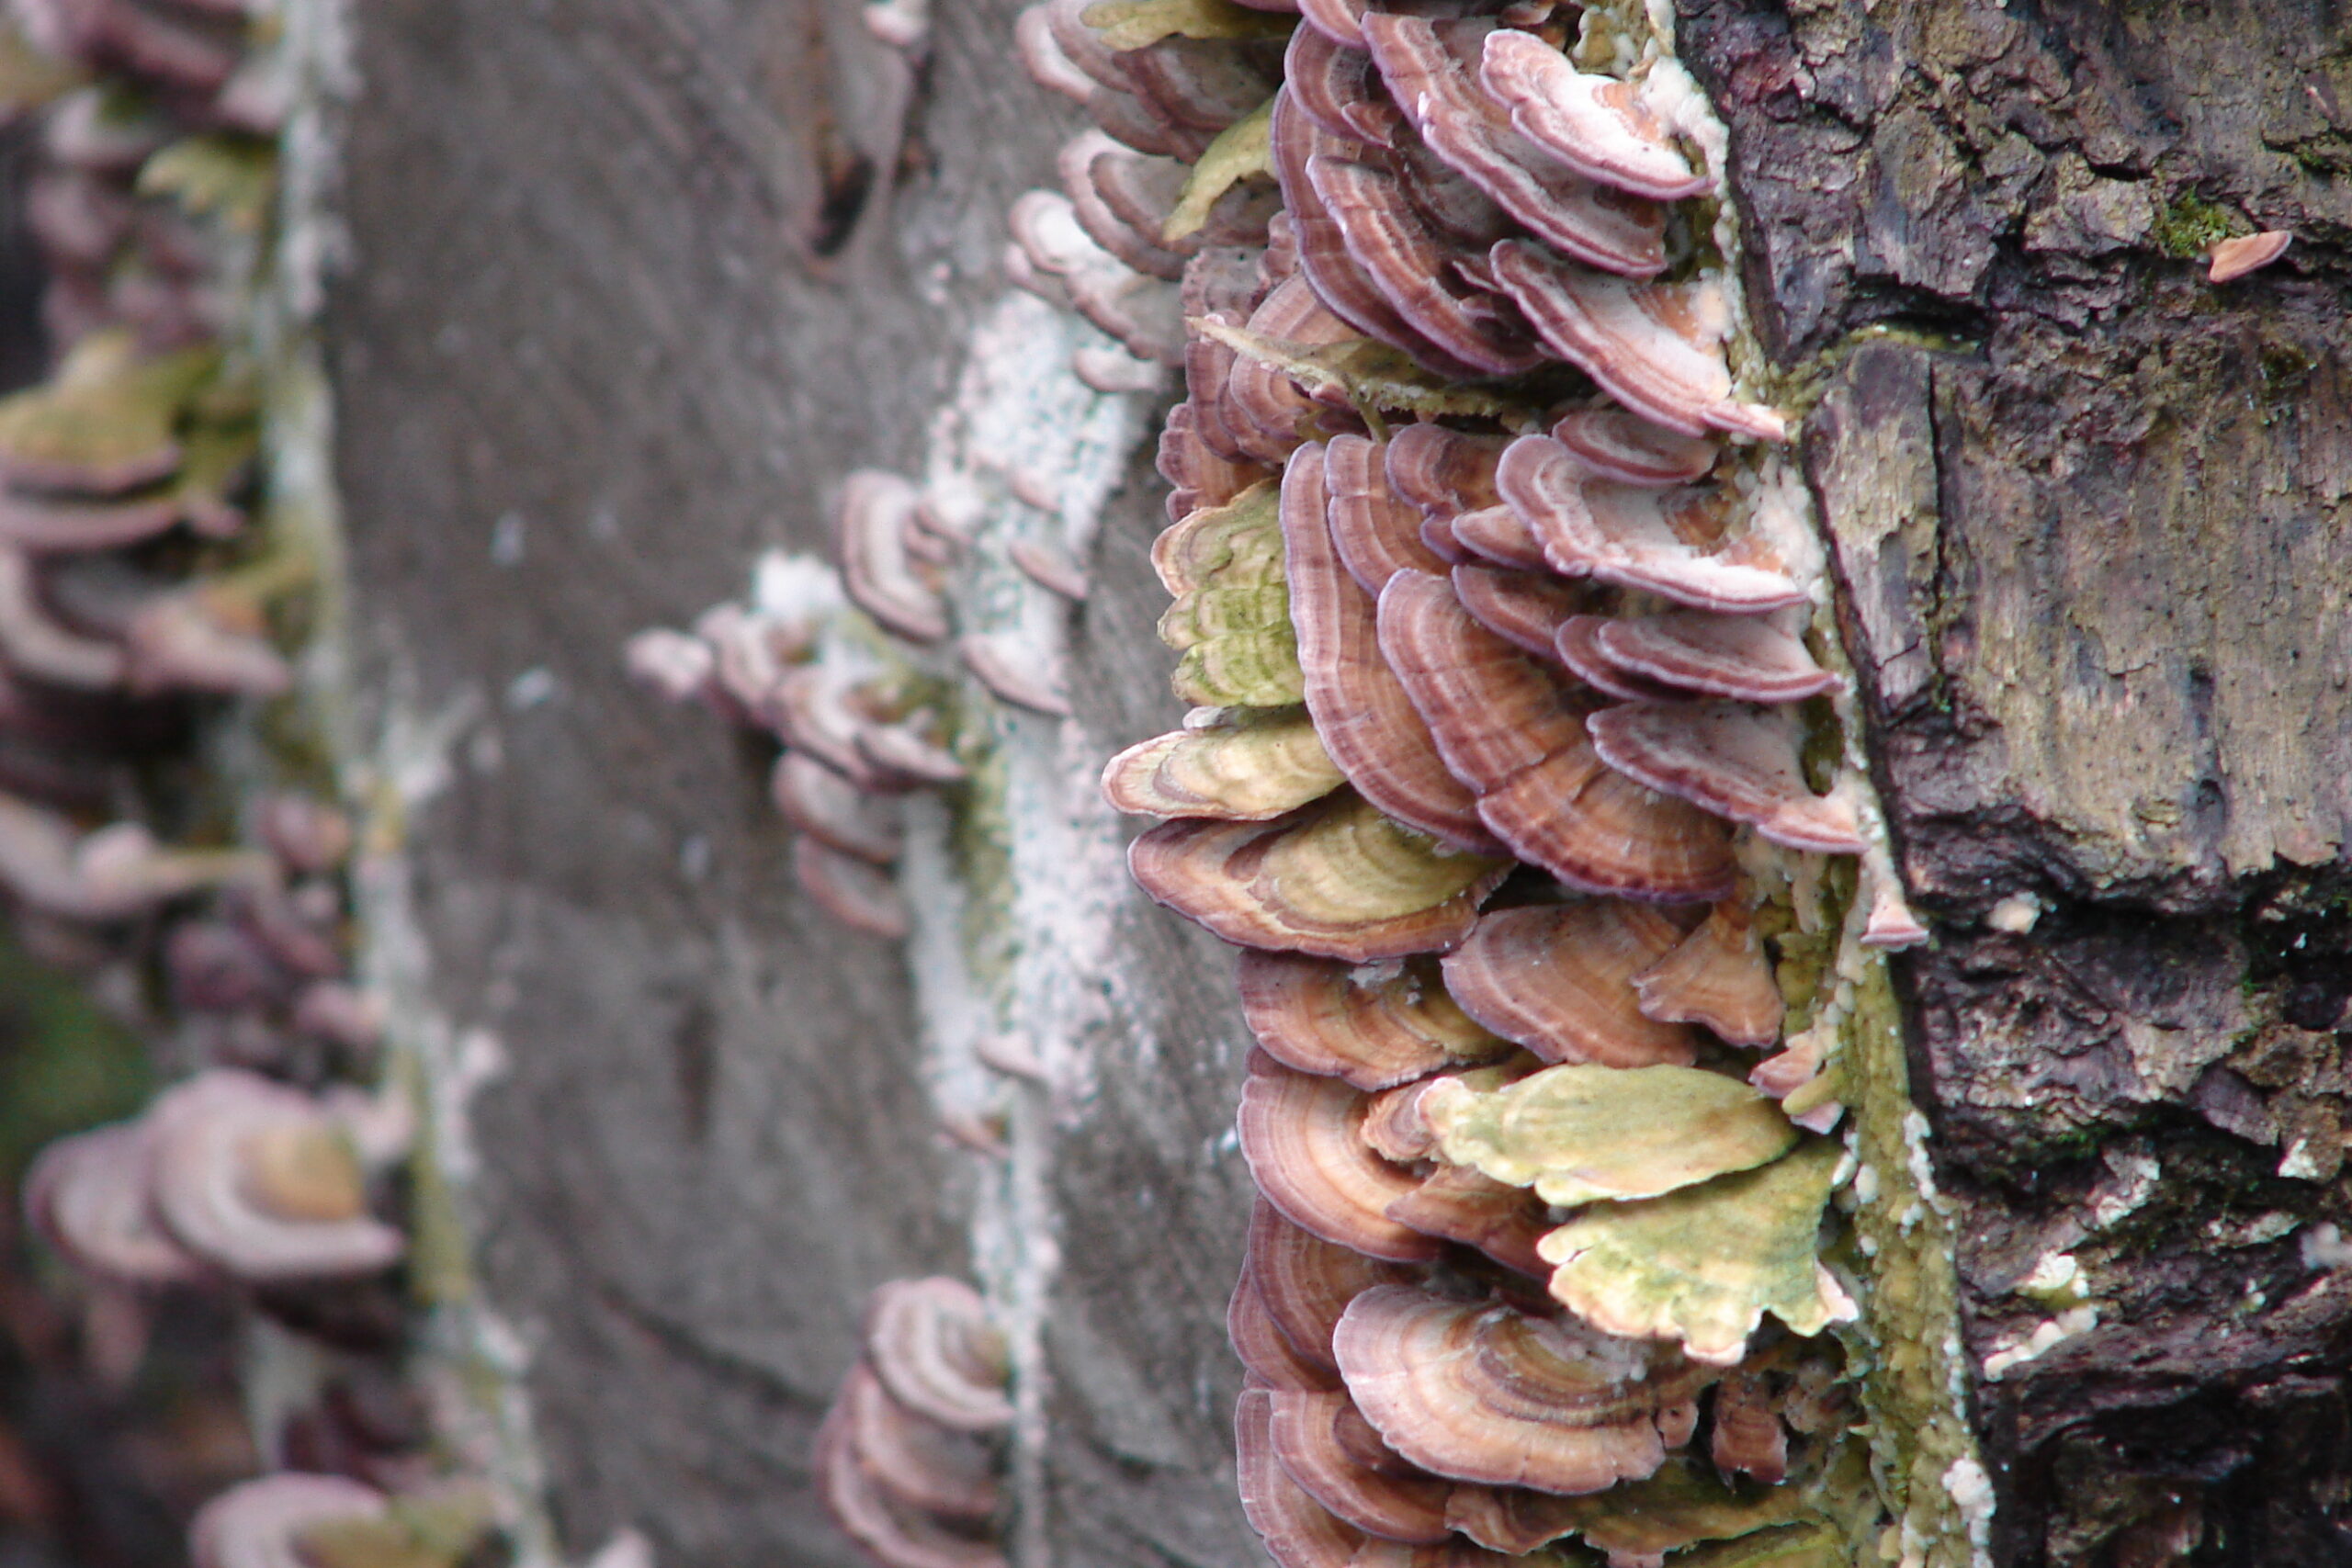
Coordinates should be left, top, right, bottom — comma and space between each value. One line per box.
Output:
317, 3, 2352, 1566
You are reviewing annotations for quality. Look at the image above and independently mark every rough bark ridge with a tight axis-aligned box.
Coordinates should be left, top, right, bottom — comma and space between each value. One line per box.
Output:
1679, 3, 2352, 1562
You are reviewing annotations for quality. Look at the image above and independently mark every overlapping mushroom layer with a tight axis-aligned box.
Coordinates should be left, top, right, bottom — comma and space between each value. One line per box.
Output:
1058, 1, 1910, 1562
814, 1277, 1016, 1568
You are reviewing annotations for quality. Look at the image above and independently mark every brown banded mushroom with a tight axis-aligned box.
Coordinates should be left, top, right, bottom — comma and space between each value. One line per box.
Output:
837, 1363, 1002, 1520
1487, 244, 1783, 442
1008, 537, 1090, 602
1233, 1258, 1349, 1391
1237, 1386, 1370, 1568
1223, 273, 1362, 460
1374, 569, 1736, 901
959, 631, 1071, 717
1707, 1368, 1787, 1486
1237, 948, 1504, 1090
1060, 130, 1193, 280
1384, 1163, 1551, 1276
1448, 566, 1585, 660
1238, 1052, 1444, 1262
1442, 503, 1549, 572
1324, 434, 1454, 592
1383, 424, 1507, 524
1493, 437, 1805, 614
1585, 610, 1837, 705
1476, 31, 1711, 200
1126, 792, 1510, 961
188, 1473, 389, 1568
1102, 710, 1345, 820
1586, 704, 1867, 856
1285, 24, 1403, 148
1331, 1286, 1702, 1494
1266, 1386, 1454, 1543
23, 1118, 204, 1284
1631, 900, 1781, 1047
1358, 16, 1668, 276
772, 751, 905, 864
1016, 4, 1102, 101
1283, 445, 1498, 853
1361, 1077, 1447, 1163
144, 1069, 405, 1283
864, 1277, 1015, 1434
1550, 408, 1717, 487
815, 1400, 1010, 1568
1246, 1200, 1421, 1374
796, 836, 913, 939
838, 470, 950, 643
1437, 903, 1698, 1067
1551, 615, 1693, 703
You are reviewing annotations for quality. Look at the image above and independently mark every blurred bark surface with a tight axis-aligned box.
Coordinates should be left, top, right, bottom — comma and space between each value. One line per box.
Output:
325, 2, 2352, 1566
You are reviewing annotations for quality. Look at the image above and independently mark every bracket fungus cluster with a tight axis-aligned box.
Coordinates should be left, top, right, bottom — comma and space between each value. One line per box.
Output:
814, 1277, 1015, 1568
1046, 0, 1929, 1562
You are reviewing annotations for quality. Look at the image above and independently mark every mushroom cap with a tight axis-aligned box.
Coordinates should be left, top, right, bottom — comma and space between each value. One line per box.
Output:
2208, 229, 2291, 284
1285, 24, 1403, 148
1707, 1368, 1788, 1486
1306, 153, 1546, 378
795, 837, 912, 939
838, 1363, 1003, 1520
1487, 245, 1783, 443
146, 1069, 405, 1283
1469, 732, 1736, 903
1325, 435, 1454, 592
1238, 949, 1503, 1091
1448, 566, 1587, 661
188, 1473, 387, 1568
1446, 1450, 1815, 1557
1232, 1256, 1347, 1391
1586, 703, 1866, 856
773, 751, 905, 864
1443, 504, 1549, 572
1237, 1386, 1369, 1568
1061, 130, 1193, 280
836, 470, 949, 644
1239, 1053, 1444, 1261
1476, 30, 1711, 201
1383, 424, 1507, 522
1331, 1286, 1701, 1494
1589, 610, 1838, 705
1631, 900, 1783, 1048
1008, 537, 1091, 602
1537, 1138, 1856, 1365
815, 1394, 1010, 1568
24, 1118, 204, 1284
1372, 569, 1588, 795
1127, 793, 1510, 962
1358, 15, 1668, 276
1044, 0, 1135, 93
1421, 1061, 1799, 1207
1247, 1199, 1422, 1373
1158, 481, 1308, 709
1383, 1163, 1551, 1277
864, 1278, 1014, 1434
1224, 274, 1360, 460
1437, 903, 1697, 1067
1102, 711, 1345, 820
1016, 4, 1101, 101
959, 633, 1071, 718
1550, 408, 1717, 487
1494, 437, 1804, 614
1266, 1387, 1454, 1543
1284, 446, 1498, 853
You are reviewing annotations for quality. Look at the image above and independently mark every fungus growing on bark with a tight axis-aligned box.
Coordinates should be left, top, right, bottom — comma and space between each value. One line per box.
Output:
188, 1474, 389, 1568
1103, 710, 1344, 820
837, 1363, 1002, 1520
1232, 1255, 1349, 1391
1708, 1369, 1787, 1486
2207, 230, 2290, 283
1283, 446, 1497, 852
1383, 424, 1506, 525
1446, 1450, 1822, 1560
815, 1404, 1010, 1568
1245, 1200, 1420, 1369
1130, 792, 1508, 959
864, 1277, 1015, 1434
1590, 611, 1836, 705
1487, 245, 1783, 442
959, 632, 1072, 717
1062, 130, 1194, 280
1494, 437, 1804, 614
1238, 948, 1502, 1089
1475, 31, 1711, 200
838, 470, 950, 644
1549, 408, 1716, 487
1236, 1386, 1370, 1568
1156, 480, 1307, 708
1266, 1385, 1454, 1543
1284, 24, 1400, 148
796, 837, 912, 940
1537, 1138, 1855, 1365
1422, 1062, 1798, 1206
1442, 504, 1548, 572
1629, 900, 1781, 1047
1324, 434, 1453, 592
1586, 704, 1866, 856
1008, 536, 1091, 602
1437, 903, 1697, 1068
773, 750, 905, 864
24, 1118, 203, 1284
1331, 1286, 1702, 1494
1384, 1163, 1551, 1276
1447, 566, 1583, 660
1239, 1053, 1445, 1261
141, 1069, 405, 1283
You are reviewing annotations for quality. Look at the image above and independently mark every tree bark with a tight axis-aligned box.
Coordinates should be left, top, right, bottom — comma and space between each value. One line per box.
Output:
322, 3, 2352, 1566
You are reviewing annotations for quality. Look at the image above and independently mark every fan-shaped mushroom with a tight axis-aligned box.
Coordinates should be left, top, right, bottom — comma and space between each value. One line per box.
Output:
1324, 434, 1453, 592
864, 1278, 1014, 1434
1267, 1386, 1453, 1543
1246, 1200, 1421, 1375
837, 470, 949, 644
23, 1118, 203, 1284
1476, 31, 1711, 200
773, 751, 905, 864
1587, 703, 1866, 855
1437, 903, 1698, 1068
1238, 1053, 1443, 1261
1238, 948, 1502, 1090
1102, 710, 1345, 820
1233, 1257, 1348, 1391
1237, 1386, 1369, 1568
1631, 900, 1782, 1047
795, 837, 912, 939
188, 1473, 388, 1568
